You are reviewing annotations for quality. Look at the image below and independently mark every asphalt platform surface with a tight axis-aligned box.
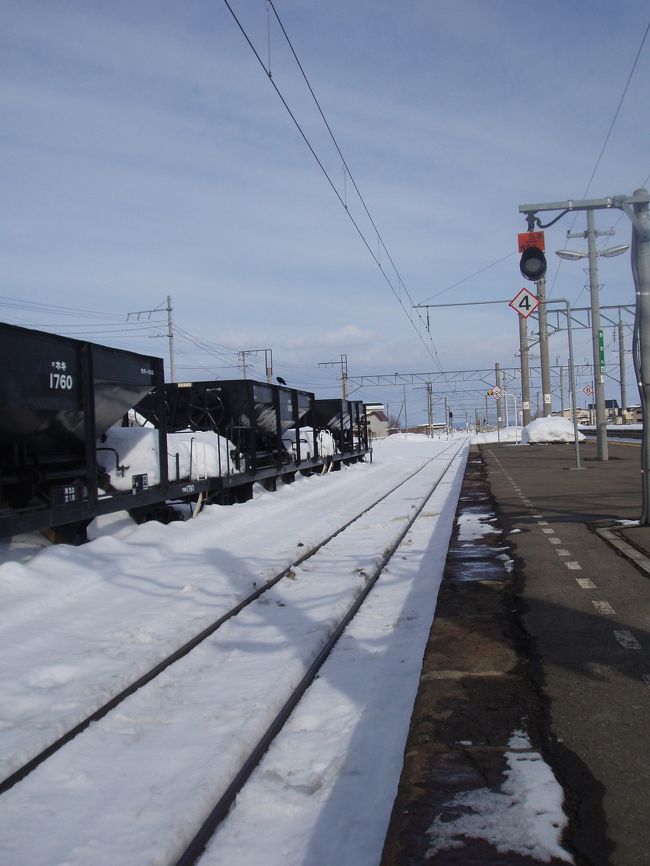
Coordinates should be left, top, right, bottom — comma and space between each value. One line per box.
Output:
381, 439, 650, 866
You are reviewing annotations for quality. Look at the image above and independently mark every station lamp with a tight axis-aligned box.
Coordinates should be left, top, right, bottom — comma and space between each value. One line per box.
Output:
555, 244, 630, 261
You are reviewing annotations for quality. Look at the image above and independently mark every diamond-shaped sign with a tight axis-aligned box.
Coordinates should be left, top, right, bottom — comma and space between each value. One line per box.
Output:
509, 287, 540, 319
583, 385, 594, 396
491, 386, 502, 400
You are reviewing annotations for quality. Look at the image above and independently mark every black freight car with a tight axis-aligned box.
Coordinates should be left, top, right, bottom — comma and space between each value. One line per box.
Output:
0, 322, 167, 542
311, 398, 368, 455
138, 378, 315, 475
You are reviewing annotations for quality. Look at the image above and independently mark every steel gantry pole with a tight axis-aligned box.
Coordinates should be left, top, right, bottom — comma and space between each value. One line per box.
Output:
495, 363, 502, 443
539, 299, 581, 469
618, 313, 627, 418
518, 315, 532, 426
586, 210, 608, 460
558, 299, 581, 470
536, 277, 552, 416
632, 190, 650, 523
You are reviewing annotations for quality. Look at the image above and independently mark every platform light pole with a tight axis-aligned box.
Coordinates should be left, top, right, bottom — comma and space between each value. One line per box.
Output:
556, 218, 628, 461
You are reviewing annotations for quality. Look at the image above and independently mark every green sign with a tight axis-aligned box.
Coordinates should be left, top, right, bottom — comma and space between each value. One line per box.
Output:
598, 329, 605, 373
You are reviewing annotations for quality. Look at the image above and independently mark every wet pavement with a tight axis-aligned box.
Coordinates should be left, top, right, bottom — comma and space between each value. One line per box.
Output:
381, 450, 569, 866
381, 440, 650, 866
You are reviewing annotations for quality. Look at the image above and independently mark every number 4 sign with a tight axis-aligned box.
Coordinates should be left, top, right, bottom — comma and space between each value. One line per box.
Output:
509, 287, 540, 319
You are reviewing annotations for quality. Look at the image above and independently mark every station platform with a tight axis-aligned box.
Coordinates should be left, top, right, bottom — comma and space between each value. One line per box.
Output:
381, 439, 650, 866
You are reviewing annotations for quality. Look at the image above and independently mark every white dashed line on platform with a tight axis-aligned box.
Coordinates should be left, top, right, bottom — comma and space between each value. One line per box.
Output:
576, 578, 597, 589
593, 600, 616, 615
565, 561, 582, 570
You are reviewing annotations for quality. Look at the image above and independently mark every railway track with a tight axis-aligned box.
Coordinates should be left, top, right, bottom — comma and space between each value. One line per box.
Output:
0, 443, 463, 866
0, 440, 464, 798
174, 439, 467, 866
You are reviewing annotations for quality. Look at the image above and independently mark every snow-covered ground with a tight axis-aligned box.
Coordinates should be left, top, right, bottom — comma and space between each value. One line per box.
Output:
0, 434, 571, 865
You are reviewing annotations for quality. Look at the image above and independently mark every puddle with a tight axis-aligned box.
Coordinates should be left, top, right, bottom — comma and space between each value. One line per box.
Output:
445, 456, 509, 582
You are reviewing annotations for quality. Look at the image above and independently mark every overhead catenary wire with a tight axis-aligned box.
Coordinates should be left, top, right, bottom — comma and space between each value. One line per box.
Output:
222, 0, 443, 371
418, 251, 517, 304
551, 18, 650, 303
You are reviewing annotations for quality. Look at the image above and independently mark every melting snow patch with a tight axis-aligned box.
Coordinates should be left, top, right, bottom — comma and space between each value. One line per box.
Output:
426, 730, 573, 863
457, 512, 501, 541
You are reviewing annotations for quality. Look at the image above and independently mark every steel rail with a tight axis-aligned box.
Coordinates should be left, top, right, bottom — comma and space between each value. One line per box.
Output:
173, 440, 467, 866
0, 440, 461, 796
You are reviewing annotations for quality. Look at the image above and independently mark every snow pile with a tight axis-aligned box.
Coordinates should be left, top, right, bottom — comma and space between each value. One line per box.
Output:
471, 426, 522, 444
522, 417, 584, 444
426, 730, 572, 863
281, 427, 336, 458
97, 426, 239, 490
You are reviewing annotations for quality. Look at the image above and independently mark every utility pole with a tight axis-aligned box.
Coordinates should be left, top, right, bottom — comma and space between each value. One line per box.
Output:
536, 278, 552, 416
414, 382, 434, 435
127, 298, 175, 382
518, 316, 532, 426
564, 211, 614, 460
495, 363, 502, 430
236, 348, 273, 382
559, 363, 565, 417
618, 313, 627, 418
166, 296, 175, 382
318, 354, 348, 400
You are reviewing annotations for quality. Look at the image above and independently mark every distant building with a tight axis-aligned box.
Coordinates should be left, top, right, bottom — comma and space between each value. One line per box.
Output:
365, 404, 389, 439
556, 401, 641, 425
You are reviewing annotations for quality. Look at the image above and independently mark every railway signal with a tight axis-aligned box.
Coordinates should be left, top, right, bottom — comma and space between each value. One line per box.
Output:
518, 231, 547, 281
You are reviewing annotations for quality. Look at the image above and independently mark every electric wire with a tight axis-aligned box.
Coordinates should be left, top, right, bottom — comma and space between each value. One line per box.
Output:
267, 0, 441, 366
581, 18, 650, 203
418, 251, 517, 303
550, 20, 650, 303
222, 0, 443, 371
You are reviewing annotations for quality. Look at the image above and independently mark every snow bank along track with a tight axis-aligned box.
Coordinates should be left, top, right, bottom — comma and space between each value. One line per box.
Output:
0, 439, 467, 866
0, 439, 466, 841
173, 439, 467, 866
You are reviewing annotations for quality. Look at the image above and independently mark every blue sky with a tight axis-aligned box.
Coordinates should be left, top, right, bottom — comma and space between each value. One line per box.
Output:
2, 1, 649, 423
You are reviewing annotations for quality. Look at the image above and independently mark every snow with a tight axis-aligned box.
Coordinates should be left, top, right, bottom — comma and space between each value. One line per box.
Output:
522, 417, 585, 445
472, 418, 585, 445
281, 426, 336, 458
471, 425, 522, 444
0, 435, 571, 865
98, 426, 240, 490
426, 731, 572, 863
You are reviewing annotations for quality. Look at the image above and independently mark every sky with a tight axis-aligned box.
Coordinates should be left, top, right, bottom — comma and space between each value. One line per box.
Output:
2, 0, 649, 423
